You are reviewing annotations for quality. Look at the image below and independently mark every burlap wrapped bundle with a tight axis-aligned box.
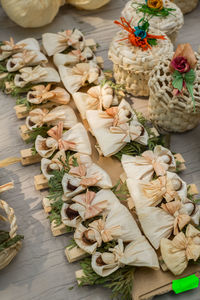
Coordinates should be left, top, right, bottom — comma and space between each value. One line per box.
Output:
174, 0, 199, 14
148, 53, 200, 132
108, 30, 173, 97
121, 0, 184, 44
0, 200, 22, 270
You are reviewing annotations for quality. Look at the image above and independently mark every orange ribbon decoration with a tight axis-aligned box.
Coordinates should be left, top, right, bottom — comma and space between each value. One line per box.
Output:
114, 17, 165, 51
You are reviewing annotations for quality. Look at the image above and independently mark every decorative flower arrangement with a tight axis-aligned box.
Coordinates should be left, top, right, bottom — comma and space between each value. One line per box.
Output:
114, 17, 165, 51
170, 44, 197, 110
132, 0, 176, 17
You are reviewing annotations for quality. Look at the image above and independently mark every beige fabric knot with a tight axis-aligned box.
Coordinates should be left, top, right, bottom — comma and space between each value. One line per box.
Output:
161, 200, 191, 235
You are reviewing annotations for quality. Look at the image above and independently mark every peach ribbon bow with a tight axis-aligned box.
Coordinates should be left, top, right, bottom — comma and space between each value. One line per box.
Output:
90, 218, 121, 243
74, 191, 107, 220
69, 164, 100, 187
47, 122, 75, 151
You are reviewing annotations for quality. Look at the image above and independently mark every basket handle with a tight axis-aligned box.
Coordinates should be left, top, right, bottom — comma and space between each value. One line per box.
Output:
0, 200, 18, 239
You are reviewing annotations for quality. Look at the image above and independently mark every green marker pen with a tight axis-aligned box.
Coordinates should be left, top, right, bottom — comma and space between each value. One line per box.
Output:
172, 274, 199, 294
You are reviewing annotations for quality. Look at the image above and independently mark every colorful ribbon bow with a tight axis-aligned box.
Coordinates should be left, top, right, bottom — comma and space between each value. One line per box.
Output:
114, 17, 165, 51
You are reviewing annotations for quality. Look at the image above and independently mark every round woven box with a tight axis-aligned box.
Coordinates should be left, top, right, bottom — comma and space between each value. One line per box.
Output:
0, 200, 22, 270
174, 0, 199, 14
148, 53, 200, 132
121, 0, 184, 45
108, 30, 173, 97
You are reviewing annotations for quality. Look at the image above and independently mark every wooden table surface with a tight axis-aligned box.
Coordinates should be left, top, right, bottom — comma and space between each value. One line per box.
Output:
0, 1, 200, 300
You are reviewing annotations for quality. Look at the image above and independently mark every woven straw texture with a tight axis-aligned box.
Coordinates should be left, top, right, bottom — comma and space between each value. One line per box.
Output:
0, 200, 22, 270
148, 53, 200, 133
66, 0, 110, 10
122, 0, 184, 44
174, 0, 198, 14
108, 30, 173, 97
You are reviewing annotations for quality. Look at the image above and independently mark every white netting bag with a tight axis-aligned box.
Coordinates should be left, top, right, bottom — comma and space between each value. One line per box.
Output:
148, 53, 200, 132
174, 0, 199, 14
108, 29, 173, 97
122, 0, 184, 44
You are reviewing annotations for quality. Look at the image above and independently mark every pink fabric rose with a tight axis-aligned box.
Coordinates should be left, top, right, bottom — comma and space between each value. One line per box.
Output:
170, 56, 190, 73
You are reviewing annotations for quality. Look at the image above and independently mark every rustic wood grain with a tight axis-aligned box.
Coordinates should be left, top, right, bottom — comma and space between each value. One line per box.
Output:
0, 1, 200, 300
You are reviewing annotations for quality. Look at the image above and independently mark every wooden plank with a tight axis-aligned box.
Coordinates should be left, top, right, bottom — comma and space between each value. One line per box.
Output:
96, 56, 104, 68
20, 124, 30, 141
20, 148, 41, 166
85, 38, 97, 51
42, 197, 52, 213
76, 269, 85, 285
174, 153, 186, 171
65, 246, 88, 263
34, 174, 48, 191
14, 102, 58, 120
14, 105, 30, 119
188, 184, 199, 196
51, 220, 69, 237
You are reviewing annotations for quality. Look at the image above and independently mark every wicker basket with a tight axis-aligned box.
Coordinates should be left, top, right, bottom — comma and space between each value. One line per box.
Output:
108, 30, 173, 97
148, 54, 200, 132
122, 0, 184, 45
174, 0, 199, 14
66, 0, 110, 10
0, 200, 22, 270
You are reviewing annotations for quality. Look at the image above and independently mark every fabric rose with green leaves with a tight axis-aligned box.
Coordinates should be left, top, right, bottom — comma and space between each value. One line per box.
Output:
170, 44, 197, 111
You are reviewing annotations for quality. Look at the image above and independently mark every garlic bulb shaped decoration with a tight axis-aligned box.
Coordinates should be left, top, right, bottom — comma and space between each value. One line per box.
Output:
1, 0, 65, 28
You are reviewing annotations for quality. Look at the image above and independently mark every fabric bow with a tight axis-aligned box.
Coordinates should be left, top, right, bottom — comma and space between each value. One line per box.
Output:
14, 66, 60, 88
26, 107, 66, 129
141, 176, 179, 206
161, 200, 191, 235
89, 218, 121, 243
160, 224, 200, 275
42, 29, 85, 56
27, 84, 70, 105
59, 62, 104, 94
69, 163, 101, 187
0, 37, 26, 61
47, 122, 76, 151
142, 151, 170, 176
73, 191, 107, 220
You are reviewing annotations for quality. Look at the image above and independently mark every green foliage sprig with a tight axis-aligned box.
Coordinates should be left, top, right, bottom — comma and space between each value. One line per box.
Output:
132, 2, 176, 18
48, 199, 74, 233
25, 125, 51, 144
48, 152, 71, 202
112, 180, 130, 202
0, 232, 24, 252
172, 69, 196, 111
113, 133, 168, 161
78, 258, 134, 300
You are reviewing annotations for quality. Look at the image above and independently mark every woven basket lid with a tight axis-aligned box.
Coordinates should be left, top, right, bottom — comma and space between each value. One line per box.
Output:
122, 0, 183, 34
108, 29, 173, 71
